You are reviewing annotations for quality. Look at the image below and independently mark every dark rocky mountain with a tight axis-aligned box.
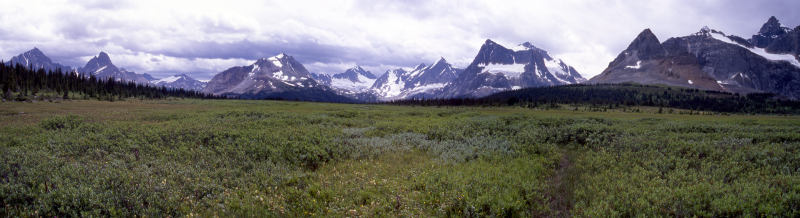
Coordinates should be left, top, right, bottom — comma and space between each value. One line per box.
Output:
588, 29, 725, 92
765, 25, 800, 60
77, 52, 151, 83
329, 66, 377, 92
662, 26, 800, 98
204, 53, 356, 102
370, 58, 463, 100
750, 16, 792, 48
589, 17, 800, 99
5, 48, 72, 72
150, 74, 207, 91
437, 40, 586, 98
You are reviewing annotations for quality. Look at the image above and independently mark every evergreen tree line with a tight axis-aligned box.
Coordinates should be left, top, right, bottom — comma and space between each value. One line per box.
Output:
0, 61, 230, 101
385, 84, 800, 115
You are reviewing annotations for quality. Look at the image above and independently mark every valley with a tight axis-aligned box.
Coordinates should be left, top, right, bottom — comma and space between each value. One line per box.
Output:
1, 99, 799, 216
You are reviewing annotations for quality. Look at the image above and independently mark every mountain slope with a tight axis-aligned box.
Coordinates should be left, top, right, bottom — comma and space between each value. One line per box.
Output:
588, 29, 724, 92
438, 40, 586, 98
5, 48, 72, 72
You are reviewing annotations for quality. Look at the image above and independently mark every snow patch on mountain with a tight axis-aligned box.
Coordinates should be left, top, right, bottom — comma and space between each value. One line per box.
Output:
331, 74, 376, 92
544, 59, 570, 76
478, 63, 526, 78
154, 75, 181, 83
625, 61, 642, 69
95, 66, 107, 74
268, 54, 284, 68
378, 71, 405, 97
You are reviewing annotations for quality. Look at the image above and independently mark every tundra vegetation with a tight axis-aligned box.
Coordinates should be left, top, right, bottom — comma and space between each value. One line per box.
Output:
1, 99, 799, 217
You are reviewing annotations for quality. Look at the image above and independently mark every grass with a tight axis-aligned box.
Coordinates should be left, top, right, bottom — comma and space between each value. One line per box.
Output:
1, 99, 800, 217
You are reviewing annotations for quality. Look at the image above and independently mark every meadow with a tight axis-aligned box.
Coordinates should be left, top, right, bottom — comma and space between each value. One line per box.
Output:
1, 99, 800, 217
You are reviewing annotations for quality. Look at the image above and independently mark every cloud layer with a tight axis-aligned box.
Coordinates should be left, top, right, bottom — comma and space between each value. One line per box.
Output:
1, 0, 798, 80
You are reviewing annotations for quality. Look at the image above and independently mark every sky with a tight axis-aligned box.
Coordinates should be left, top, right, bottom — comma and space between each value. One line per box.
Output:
1, 0, 798, 81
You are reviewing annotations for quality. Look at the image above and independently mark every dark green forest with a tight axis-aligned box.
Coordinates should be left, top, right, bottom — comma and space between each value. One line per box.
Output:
0, 61, 227, 101
389, 84, 800, 115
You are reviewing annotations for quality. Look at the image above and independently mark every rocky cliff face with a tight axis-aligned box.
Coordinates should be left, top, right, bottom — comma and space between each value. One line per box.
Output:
438, 39, 586, 98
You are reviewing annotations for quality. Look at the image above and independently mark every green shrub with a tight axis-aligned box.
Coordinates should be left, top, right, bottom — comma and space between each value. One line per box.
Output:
39, 114, 85, 130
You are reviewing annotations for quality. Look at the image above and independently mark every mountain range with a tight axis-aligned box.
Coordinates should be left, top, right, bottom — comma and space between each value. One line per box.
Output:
5, 16, 800, 101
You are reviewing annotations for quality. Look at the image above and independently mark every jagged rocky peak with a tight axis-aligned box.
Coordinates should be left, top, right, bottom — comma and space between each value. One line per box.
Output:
94, 51, 113, 65
432, 57, 447, 65
700, 26, 711, 33
759, 16, 789, 36
627, 28, 667, 61
752, 16, 792, 48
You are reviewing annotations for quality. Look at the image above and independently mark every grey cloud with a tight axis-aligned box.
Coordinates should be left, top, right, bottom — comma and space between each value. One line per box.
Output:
3, 0, 800, 79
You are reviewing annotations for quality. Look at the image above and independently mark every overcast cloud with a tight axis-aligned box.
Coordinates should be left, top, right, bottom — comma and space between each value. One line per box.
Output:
1, 0, 798, 80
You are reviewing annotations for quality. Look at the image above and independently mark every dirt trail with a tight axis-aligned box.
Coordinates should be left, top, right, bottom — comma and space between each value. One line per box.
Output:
546, 153, 578, 218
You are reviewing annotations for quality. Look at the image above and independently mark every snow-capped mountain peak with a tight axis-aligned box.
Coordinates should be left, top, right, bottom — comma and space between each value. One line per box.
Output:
328, 65, 378, 92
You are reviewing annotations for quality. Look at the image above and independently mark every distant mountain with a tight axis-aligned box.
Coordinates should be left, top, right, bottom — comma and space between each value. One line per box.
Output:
587, 29, 724, 92
370, 57, 463, 100
77, 52, 151, 83
5, 48, 72, 72
150, 74, 207, 91
329, 66, 377, 93
438, 40, 586, 98
203, 53, 357, 102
